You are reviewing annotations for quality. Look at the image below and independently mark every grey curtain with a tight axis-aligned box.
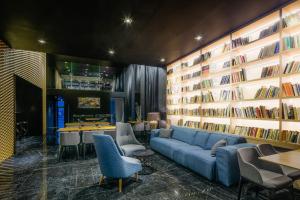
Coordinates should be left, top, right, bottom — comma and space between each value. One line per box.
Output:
113, 64, 166, 120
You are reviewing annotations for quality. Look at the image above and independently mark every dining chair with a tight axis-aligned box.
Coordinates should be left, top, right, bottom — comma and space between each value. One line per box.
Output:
257, 143, 300, 180
93, 134, 142, 192
58, 131, 80, 161
237, 147, 294, 200
82, 130, 104, 159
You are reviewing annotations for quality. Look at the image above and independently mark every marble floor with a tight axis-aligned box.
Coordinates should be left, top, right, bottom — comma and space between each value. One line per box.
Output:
0, 137, 297, 200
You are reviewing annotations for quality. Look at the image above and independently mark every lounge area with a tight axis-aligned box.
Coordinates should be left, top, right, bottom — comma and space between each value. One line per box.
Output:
1, 1, 300, 200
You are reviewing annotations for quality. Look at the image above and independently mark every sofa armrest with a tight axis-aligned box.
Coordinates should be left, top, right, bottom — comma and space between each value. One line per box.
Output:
150, 129, 160, 138
215, 143, 256, 186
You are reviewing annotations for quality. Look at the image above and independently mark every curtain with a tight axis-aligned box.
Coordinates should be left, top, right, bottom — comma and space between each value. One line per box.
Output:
113, 64, 166, 120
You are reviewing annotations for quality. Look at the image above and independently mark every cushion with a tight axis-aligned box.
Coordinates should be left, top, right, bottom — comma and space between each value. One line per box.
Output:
193, 130, 210, 148
120, 144, 145, 156
211, 139, 227, 156
171, 125, 197, 144
226, 135, 246, 145
205, 133, 227, 150
150, 137, 190, 159
159, 128, 173, 138
173, 145, 204, 166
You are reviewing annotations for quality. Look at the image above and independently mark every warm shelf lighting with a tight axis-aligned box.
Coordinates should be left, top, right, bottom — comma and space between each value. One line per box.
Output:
194, 35, 202, 41
123, 16, 133, 25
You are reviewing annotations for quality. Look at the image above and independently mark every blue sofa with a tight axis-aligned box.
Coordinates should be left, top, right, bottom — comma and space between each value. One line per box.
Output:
150, 125, 255, 186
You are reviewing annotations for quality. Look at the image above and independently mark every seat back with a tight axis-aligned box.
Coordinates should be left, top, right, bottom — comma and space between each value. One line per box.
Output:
104, 130, 116, 139
116, 122, 139, 146
93, 134, 123, 177
257, 143, 277, 156
60, 131, 80, 146
82, 131, 104, 144
237, 147, 263, 184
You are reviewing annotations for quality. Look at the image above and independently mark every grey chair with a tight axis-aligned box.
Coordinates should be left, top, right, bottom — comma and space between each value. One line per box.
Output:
82, 130, 104, 159
104, 130, 116, 139
116, 122, 145, 156
237, 147, 294, 200
58, 131, 81, 161
257, 144, 300, 180
133, 122, 145, 139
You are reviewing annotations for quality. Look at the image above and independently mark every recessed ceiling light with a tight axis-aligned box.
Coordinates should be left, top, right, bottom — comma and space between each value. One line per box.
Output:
194, 35, 202, 41
160, 58, 165, 62
38, 39, 46, 44
123, 16, 133, 25
108, 49, 115, 55
64, 61, 68, 64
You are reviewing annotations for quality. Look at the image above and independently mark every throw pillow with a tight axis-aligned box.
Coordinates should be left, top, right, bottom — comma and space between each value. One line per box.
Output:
159, 129, 173, 138
211, 139, 227, 157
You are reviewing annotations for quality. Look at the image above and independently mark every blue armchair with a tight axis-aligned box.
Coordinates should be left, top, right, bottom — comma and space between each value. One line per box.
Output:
93, 134, 142, 192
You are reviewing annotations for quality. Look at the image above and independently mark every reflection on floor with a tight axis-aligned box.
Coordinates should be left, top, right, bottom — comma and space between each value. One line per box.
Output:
0, 137, 297, 200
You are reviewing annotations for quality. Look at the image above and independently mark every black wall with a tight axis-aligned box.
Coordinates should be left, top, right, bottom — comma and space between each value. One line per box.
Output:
47, 89, 111, 122
15, 75, 43, 136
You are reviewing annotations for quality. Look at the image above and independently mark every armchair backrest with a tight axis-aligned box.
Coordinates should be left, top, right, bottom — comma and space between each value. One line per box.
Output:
237, 147, 263, 184
257, 144, 277, 156
116, 122, 139, 146
93, 134, 123, 177
60, 131, 80, 146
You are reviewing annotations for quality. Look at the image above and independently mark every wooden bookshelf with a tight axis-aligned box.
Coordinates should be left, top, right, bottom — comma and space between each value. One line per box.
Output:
166, 1, 300, 149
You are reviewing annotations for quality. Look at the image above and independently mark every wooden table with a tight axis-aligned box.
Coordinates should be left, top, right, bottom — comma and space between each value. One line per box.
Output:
58, 125, 116, 132
260, 149, 300, 170
65, 121, 110, 127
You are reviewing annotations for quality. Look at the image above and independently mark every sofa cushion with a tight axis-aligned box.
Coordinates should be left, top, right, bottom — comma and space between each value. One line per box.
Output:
185, 149, 216, 180
211, 139, 227, 157
205, 133, 228, 150
193, 130, 210, 148
170, 125, 197, 144
150, 137, 191, 159
226, 135, 246, 145
173, 145, 204, 166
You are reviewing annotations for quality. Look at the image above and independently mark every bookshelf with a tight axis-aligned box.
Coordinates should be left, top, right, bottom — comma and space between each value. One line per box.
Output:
166, 1, 300, 149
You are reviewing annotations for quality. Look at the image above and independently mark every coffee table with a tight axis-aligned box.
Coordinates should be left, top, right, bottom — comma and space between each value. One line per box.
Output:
133, 149, 155, 175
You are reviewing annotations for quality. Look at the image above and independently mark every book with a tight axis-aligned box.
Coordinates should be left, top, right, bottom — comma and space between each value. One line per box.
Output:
201, 65, 210, 75
283, 10, 300, 28
261, 65, 280, 78
200, 107, 230, 117
282, 103, 300, 120
258, 42, 280, 59
202, 122, 230, 132
233, 126, 280, 141
231, 55, 247, 66
283, 34, 300, 50
220, 74, 230, 85
254, 86, 280, 99
283, 61, 300, 74
231, 69, 246, 83
282, 82, 300, 97
232, 106, 279, 119
219, 90, 231, 101
232, 87, 244, 100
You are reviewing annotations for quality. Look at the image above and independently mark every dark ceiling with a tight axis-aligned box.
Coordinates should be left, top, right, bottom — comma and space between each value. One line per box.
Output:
0, 0, 293, 67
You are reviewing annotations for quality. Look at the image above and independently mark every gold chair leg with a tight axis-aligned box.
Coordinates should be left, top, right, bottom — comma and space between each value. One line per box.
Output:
118, 179, 122, 193
99, 175, 105, 186
135, 173, 139, 181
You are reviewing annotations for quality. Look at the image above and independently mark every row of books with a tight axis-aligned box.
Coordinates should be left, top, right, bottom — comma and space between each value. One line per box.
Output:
181, 108, 201, 116
232, 106, 279, 119
232, 87, 244, 100
261, 65, 280, 78
201, 91, 214, 103
220, 74, 231, 85
282, 82, 300, 97
283, 10, 300, 28
202, 123, 230, 133
202, 65, 210, 76
231, 69, 246, 83
184, 121, 201, 128
254, 86, 280, 99
232, 37, 250, 49
233, 126, 280, 141
223, 60, 231, 68
282, 103, 300, 120
259, 21, 280, 39
283, 34, 300, 50
258, 42, 280, 59
193, 52, 212, 65
200, 107, 230, 117
181, 86, 190, 92
222, 43, 231, 53
282, 130, 300, 144
219, 90, 231, 101
192, 71, 201, 78
193, 79, 213, 90
181, 74, 192, 81
232, 55, 247, 66
283, 61, 300, 74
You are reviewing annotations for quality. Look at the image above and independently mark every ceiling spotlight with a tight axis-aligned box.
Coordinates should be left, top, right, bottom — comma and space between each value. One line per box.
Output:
160, 58, 165, 62
108, 49, 115, 55
38, 39, 46, 44
194, 35, 202, 41
123, 16, 133, 25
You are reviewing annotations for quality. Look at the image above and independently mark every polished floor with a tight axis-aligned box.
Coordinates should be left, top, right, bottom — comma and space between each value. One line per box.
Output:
0, 137, 297, 200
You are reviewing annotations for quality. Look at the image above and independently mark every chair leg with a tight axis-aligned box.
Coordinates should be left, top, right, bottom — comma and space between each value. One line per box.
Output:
135, 173, 139, 181
118, 179, 122, 193
75, 145, 79, 160
237, 176, 244, 200
58, 145, 62, 161
59, 146, 65, 161
289, 185, 295, 200
99, 175, 105, 186
83, 143, 86, 160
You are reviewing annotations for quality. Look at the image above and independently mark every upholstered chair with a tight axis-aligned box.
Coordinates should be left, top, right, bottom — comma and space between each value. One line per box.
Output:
82, 130, 104, 159
257, 143, 300, 180
237, 147, 293, 200
116, 122, 145, 156
93, 134, 142, 192
58, 131, 80, 161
